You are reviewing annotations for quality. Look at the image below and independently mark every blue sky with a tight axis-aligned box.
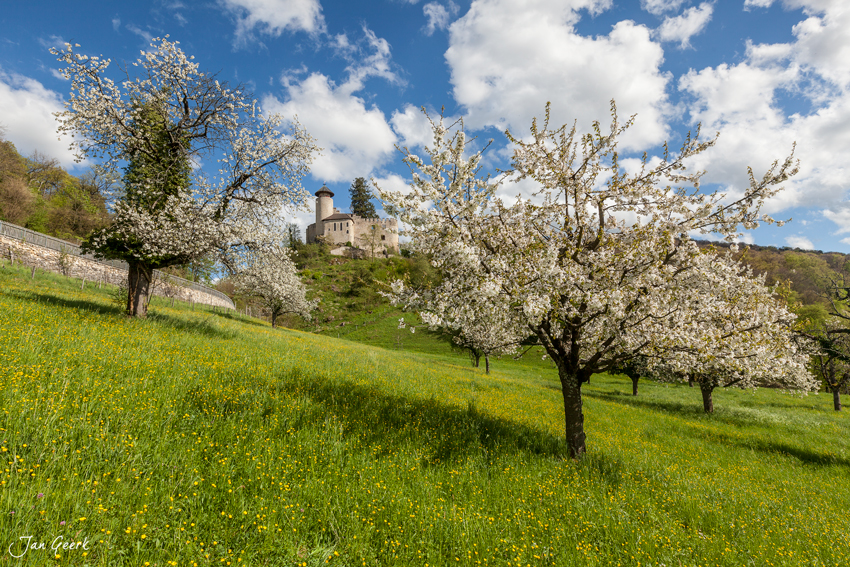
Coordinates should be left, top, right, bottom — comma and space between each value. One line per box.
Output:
1, 0, 848, 252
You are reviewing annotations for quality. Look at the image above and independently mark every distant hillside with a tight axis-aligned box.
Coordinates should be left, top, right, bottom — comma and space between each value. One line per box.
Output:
695, 240, 847, 315
265, 241, 849, 346
0, 136, 109, 243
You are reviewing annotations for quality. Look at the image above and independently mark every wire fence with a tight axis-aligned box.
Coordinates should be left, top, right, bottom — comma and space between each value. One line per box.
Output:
0, 220, 234, 308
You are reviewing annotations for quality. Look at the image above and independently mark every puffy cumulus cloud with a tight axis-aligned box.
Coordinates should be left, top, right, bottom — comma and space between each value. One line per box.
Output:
744, 0, 776, 9
678, 0, 850, 227
789, 1, 850, 87
655, 2, 713, 48
423, 1, 459, 36
339, 26, 404, 90
824, 208, 850, 234
786, 235, 815, 249
263, 73, 396, 183
0, 71, 77, 168
641, 0, 688, 15
220, 0, 326, 46
445, 0, 672, 151
390, 104, 437, 149
373, 173, 413, 198
264, 26, 404, 183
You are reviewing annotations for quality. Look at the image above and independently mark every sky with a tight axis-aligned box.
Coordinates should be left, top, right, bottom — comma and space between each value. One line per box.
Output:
1, 0, 849, 252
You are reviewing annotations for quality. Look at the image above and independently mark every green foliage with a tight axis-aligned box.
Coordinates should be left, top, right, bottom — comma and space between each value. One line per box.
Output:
0, 135, 108, 241
349, 176, 377, 219
83, 103, 192, 268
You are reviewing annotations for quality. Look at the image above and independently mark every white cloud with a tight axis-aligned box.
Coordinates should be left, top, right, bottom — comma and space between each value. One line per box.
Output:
677, 0, 850, 226
390, 104, 435, 149
744, 0, 776, 9
263, 26, 405, 182
37, 35, 67, 50
790, 2, 850, 88
641, 0, 687, 15
219, 0, 326, 46
343, 26, 404, 89
373, 173, 413, 197
786, 235, 814, 249
126, 24, 154, 44
423, 1, 459, 36
445, 0, 672, 151
112, 17, 121, 32
655, 2, 713, 49
263, 72, 397, 183
824, 209, 850, 234
0, 72, 77, 168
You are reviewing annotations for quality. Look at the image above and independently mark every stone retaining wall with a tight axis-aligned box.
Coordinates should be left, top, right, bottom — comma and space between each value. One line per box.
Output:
1, 235, 234, 309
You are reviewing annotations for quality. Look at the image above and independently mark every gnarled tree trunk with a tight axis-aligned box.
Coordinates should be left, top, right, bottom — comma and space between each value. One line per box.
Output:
700, 384, 715, 413
558, 366, 587, 459
127, 261, 153, 318
485, 353, 490, 375
631, 376, 639, 396
832, 388, 841, 411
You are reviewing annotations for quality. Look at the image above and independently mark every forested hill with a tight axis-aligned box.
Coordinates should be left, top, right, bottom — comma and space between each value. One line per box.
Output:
0, 135, 110, 243
695, 240, 848, 313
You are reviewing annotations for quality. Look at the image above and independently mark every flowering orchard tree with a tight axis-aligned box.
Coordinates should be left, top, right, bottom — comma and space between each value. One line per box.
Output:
230, 243, 316, 328
644, 251, 815, 412
610, 355, 652, 396
378, 103, 802, 458
52, 38, 317, 317
416, 293, 521, 374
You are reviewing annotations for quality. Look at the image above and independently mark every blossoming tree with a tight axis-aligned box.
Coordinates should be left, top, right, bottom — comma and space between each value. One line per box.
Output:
230, 242, 316, 328
645, 251, 815, 412
378, 104, 804, 457
52, 38, 317, 317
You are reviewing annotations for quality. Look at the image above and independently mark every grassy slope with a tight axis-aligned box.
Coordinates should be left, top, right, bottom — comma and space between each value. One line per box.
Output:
2, 263, 850, 566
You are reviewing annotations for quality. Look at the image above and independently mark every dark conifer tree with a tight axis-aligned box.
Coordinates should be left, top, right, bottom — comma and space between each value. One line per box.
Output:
349, 177, 377, 219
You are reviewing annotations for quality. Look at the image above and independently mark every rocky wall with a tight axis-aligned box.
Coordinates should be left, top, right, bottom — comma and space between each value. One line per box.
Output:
0, 235, 234, 309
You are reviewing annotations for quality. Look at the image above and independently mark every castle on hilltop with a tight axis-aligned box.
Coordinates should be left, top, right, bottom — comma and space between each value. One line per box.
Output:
305, 185, 399, 256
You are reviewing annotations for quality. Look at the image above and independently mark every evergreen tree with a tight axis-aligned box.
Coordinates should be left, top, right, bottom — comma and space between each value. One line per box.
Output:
349, 177, 377, 219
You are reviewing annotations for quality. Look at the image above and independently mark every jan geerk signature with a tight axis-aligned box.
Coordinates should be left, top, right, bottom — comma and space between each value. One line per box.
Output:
7, 534, 93, 559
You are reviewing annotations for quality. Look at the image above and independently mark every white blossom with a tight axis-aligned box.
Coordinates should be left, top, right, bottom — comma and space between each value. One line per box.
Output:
376, 103, 808, 456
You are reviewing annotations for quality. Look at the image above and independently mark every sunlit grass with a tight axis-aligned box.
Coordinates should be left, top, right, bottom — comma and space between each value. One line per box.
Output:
1, 260, 849, 566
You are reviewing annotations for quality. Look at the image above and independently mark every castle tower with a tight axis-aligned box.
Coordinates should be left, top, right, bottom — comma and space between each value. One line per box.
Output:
315, 185, 334, 226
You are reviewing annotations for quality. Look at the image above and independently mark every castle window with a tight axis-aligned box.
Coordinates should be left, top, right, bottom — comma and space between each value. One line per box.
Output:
334, 223, 337, 231
381, 235, 386, 241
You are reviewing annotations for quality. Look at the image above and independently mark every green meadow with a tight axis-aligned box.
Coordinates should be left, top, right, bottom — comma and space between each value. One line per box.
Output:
1, 261, 849, 566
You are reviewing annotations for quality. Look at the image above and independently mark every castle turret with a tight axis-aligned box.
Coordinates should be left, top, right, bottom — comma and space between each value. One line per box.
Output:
315, 185, 334, 227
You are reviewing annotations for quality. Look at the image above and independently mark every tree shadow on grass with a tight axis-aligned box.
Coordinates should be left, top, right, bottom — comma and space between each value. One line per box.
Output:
586, 390, 850, 467
199, 307, 268, 328
4, 289, 123, 316
6, 289, 237, 340
276, 368, 571, 467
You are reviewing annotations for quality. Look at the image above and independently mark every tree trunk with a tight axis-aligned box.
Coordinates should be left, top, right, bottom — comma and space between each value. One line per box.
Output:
472, 351, 480, 368
271, 310, 278, 328
126, 261, 153, 318
631, 376, 639, 396
833, 388, 841, 412
700, 384, 714, 413
485, 353, 490, 375
688, 377, 694, 388
558, 369, 586, 459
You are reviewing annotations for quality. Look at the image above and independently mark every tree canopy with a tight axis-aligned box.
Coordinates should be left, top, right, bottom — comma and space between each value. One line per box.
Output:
53, 37, 318, 317
378, 104, 811, 457
349, 177, 377, 219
